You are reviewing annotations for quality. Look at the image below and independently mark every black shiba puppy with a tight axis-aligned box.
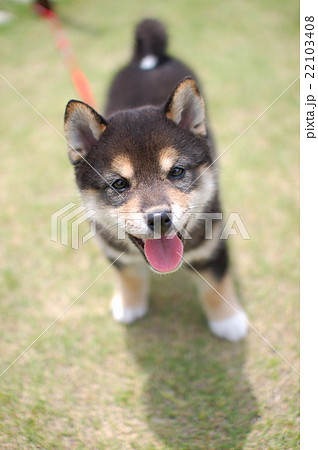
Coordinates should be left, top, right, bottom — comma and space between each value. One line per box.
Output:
64, 19, 248, 341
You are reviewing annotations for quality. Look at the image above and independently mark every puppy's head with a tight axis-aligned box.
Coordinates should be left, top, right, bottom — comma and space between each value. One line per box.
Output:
64, 78, 216, 273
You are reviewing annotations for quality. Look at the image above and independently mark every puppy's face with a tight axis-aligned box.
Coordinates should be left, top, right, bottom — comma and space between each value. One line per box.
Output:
64, 78, 216, 273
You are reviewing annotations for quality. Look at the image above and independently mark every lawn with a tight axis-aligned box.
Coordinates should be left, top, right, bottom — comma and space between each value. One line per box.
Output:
0, 0, 299, 448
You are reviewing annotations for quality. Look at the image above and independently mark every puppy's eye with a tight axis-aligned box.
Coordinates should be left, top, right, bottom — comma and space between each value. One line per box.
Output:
112, 178, 129, 191
169, 167, 185, 179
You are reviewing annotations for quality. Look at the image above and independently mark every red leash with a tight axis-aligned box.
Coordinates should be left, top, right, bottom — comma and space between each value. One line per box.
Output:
34, 1, 98, 110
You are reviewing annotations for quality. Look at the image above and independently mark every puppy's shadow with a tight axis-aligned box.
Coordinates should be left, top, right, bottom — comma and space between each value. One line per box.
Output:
125, 270, 258, 448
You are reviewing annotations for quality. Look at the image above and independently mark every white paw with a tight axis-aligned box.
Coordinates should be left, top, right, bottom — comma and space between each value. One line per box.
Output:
111, 294, 148, 324
209, 310, 249, 342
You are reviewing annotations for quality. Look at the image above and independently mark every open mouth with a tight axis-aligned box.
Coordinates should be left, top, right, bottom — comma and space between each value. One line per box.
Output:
129, 232, 184, 273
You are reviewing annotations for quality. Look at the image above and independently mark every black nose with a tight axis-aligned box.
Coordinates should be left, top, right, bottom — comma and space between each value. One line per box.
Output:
147, 210, 172, 234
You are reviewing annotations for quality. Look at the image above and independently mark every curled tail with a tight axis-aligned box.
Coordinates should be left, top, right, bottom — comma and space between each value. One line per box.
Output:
133, 19, 168, 70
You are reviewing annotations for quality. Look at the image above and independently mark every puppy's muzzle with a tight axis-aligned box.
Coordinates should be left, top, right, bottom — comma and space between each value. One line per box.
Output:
147, 210, 172, 235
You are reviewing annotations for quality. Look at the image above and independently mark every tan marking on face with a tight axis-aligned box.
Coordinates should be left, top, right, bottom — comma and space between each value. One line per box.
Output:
159, 147, 179, 173
168, 187, 190, 211
116, 195, 147, 237
111, 155, 134, 179
166, 164, 216, 226
81, 188, 121, 231
166, 186, 191, 230
82, 186, 147, 238
117, 195, 140, 214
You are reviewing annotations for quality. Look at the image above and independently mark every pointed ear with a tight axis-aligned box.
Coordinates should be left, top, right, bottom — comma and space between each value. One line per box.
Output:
64, 100, 107, 164
164, 77, 207, 136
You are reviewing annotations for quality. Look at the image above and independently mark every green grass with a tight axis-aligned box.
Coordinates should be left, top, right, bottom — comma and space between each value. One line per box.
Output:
0, 0, 299, 448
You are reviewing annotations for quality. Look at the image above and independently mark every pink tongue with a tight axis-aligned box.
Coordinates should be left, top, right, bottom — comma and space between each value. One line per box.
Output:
144, 235, 183, 273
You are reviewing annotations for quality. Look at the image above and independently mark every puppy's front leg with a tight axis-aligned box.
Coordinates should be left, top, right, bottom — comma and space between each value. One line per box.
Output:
192, 243, 248, 341
111, 263, 150, 324
196, 270, 248, 341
